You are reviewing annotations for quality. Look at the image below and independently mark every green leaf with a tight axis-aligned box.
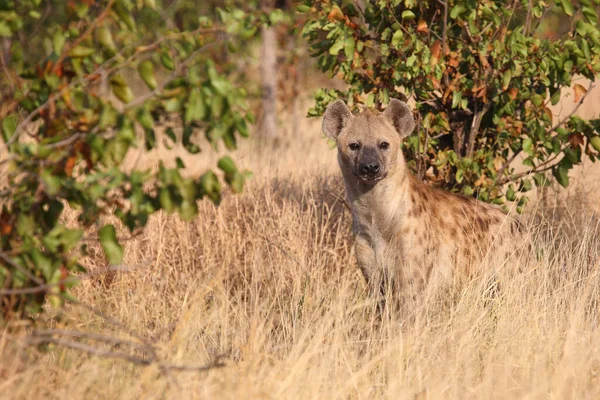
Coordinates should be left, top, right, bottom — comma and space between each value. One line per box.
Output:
590, 136, 600, 152
451, 91, 462, 109
506, 185, 516, 201
550, 89, 561, 106
217, 156, 237, 174
450, 5, 466, 19
40, 170, 61, 196
138, 60, 157, 90
52, 30, 67, 54
553, 160, 571, 188
456, 168, 464, 183
160, 52, 175, 70
502, 70, 511, 90
2, 114, 17, 142
68, 46, 96, 58
560, 0, 575, 16
185, 89, 207, 123
115, 0, 136, 30
344, 37, 355, 60
179, 200, 198, 221
98, 225, 123, 265
329, 37, 345, 55
582, 5, 598, 24
96, 26, 116, 54
401, 10, 416, 20
182, 125, 200, 154
159, 187, 175, 212
391, 30, 404, 48
110, 74, 134, 103
530, 94, 544, 107
522, 137, 533, 155
62, 228, 84, 252
30, 249, 54, 281
0, 21, 11, 37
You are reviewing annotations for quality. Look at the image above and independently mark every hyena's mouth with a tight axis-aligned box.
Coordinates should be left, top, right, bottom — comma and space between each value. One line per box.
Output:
356, 173, 387, 185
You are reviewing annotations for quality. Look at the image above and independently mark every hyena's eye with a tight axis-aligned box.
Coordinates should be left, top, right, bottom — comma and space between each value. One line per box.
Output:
349, 142, 361, 151
380, 141, 390, 150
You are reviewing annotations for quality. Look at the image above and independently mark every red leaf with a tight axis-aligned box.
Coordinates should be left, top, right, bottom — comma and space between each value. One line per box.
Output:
417, 19, 428, 33
430, 40, 441, 66
568, 133, 585, 148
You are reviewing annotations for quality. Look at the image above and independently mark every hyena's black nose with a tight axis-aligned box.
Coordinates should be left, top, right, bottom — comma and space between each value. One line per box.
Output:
360, 162, 380, 175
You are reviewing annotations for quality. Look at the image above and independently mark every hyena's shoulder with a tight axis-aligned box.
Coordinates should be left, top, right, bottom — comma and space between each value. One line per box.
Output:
410, 176, 516, 236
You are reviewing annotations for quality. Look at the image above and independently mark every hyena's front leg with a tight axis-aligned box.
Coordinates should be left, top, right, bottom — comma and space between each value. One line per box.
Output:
355, 234, 388, 315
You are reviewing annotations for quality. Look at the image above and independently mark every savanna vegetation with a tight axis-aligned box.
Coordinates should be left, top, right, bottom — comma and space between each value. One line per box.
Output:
2, 0, 600, 398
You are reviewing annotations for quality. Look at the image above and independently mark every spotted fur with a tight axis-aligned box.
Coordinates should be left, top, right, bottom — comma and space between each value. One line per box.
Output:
322, 99, 520, 302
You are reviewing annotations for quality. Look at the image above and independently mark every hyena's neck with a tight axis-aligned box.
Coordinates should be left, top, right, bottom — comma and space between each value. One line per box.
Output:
345, 167, 413, 232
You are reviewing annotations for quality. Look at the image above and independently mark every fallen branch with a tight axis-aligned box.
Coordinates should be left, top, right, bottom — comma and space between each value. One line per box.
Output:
0, 263, 147, 296
26, 332, 226, 373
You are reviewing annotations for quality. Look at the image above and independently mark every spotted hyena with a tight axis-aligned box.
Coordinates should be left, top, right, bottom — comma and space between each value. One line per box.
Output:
322, 99, 522, 304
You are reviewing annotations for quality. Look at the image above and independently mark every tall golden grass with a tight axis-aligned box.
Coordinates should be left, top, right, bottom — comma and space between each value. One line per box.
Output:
2, 96, 600, 399
0, 111, 600, 399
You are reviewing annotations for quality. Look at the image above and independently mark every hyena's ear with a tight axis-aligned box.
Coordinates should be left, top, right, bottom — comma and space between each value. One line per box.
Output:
322, 100, 352, 141
383, 99, 415, 138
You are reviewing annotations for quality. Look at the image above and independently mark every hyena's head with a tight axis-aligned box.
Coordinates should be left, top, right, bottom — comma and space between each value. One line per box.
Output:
322, 99, 415, 185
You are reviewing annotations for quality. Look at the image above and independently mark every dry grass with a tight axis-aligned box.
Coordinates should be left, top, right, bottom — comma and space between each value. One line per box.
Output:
3, 95, 600, 399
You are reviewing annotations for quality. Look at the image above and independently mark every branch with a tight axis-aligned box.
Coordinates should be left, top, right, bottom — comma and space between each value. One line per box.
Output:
524, 0, 533, 36
497, 152, 562, 185
351, 0, 367, 22
466, 102, 491, 158
53, 0, 116, 74
497, 150, 521, 178
0, 263, 146, 296
26, 334, 226, 373
65, 298, 152, 346
0, 251, 44, 286
547, 81, 594, 136
442, 0, 449, 87
33, 329, 155, 355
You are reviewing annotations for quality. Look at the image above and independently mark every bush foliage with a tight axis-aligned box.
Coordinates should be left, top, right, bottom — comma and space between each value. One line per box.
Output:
0, 0, 269, 320
301, 0, 600, 209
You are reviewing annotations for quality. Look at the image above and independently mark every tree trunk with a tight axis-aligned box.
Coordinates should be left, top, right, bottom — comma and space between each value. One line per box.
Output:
259, 24, 278, 140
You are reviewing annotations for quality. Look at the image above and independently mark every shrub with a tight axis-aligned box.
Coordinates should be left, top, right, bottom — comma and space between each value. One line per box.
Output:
0, 0, 264, 320
301, 0, 600, 210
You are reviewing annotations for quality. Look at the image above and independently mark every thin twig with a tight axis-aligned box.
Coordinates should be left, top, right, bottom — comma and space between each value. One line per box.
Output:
466, 102, 491, 158
32, 329, 155, 355
26, 335, 227, 373
524, 0, 533, 36
27, 336, 152, 365
0, 263, 146, 296
65, 298, 152, 346
497, 150, 521, 178
442, 0, 449, 87
0, 251, 44, 286
547, 81, 594, 136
